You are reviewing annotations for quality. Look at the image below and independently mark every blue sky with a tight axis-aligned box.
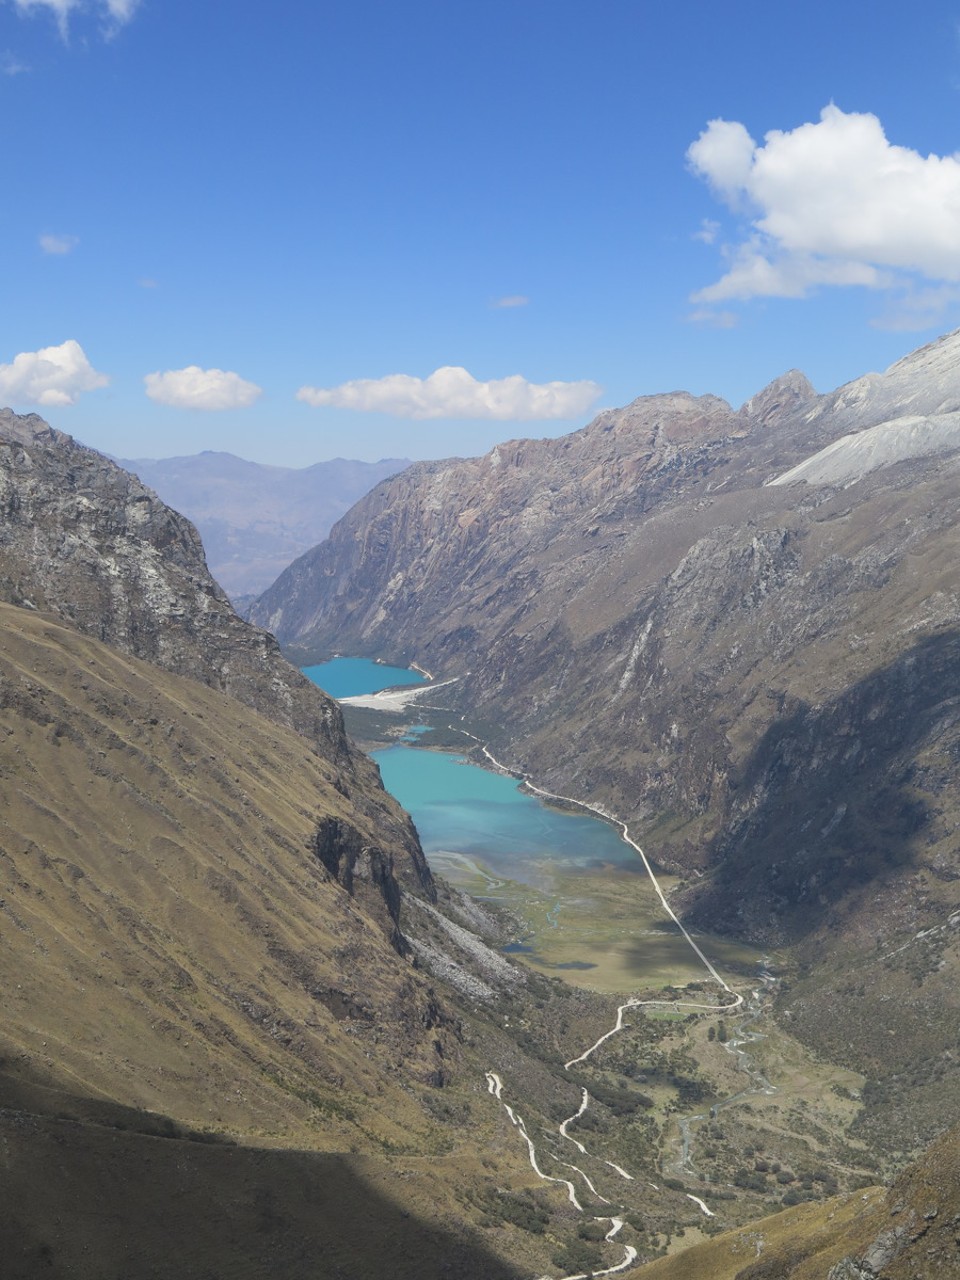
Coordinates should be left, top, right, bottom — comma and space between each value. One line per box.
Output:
4, 0, 960, 465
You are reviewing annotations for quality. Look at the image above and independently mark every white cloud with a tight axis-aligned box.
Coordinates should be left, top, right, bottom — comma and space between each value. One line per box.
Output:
492, 295, 530, 308
688, 119, 756, 207
687, 104, 960, 305
692, 219, 720, 245
13, 0, 138, 37
14, 0, 80, 36
870, 284, 960, 333
39, 232, 79, 255
0, 339, 109, 407
1, 51, 29, 74
144, 366, 263, 411
297, 366, 601, 420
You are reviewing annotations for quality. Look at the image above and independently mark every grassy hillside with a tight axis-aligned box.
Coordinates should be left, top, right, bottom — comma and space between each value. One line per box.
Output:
0, 602, 451, 1141
0, 1076, 525, 1280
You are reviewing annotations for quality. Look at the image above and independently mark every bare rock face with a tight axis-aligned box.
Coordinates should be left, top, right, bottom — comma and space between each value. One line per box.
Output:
251, 389, 747, 654
826, 1122, 960, 1279
0, 408, 434, 908
0, 410, 339, 752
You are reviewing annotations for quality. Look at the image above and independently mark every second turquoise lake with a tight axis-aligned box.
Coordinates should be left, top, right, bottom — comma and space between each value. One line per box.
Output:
372, 744, 643, 890
302, 657, 645, 889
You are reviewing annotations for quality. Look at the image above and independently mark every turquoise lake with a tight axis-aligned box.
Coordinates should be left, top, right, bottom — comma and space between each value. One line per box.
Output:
301, 658, 645, 889
302, 656, 426, 699
305, 661, 762, 985
372, 744, 643, 890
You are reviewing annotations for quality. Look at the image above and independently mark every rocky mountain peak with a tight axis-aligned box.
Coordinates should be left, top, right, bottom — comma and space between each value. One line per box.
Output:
0, 406, 68, 448
802, 326, 960, 439
884, 324, 960, 379
588, 390, 737, 447
739, 368, 818, 427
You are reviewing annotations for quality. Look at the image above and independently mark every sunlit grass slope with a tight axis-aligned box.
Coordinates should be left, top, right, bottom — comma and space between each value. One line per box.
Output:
0, 601, 447, 1145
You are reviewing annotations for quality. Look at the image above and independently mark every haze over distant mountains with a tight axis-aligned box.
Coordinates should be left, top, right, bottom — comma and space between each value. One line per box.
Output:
118, 450, 410, 600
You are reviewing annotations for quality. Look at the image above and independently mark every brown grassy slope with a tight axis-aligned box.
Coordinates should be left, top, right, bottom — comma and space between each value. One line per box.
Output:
0, 602, 449, 1143
0, 602, 612, 1279
630, 1123, 960, 1279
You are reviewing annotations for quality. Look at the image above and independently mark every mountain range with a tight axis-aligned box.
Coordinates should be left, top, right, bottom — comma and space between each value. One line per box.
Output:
117, 450, 410, 600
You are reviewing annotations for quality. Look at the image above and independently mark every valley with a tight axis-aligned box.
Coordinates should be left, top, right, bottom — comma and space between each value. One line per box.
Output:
256, 333, 960, 1277
5, 319, 960, 1278
318, 665, 887, 1273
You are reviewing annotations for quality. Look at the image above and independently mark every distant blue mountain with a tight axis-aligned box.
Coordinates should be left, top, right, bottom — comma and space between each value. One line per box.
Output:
118, 450, 410, 601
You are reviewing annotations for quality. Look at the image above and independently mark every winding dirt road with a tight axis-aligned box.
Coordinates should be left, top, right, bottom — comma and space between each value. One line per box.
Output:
453, 733, 776, 1276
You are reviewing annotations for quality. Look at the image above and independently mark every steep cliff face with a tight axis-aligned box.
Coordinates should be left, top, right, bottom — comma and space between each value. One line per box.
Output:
250, 333, 960, 942
0, 410, 341, 750
252, 389, 751, 658
0, 409, 433, 910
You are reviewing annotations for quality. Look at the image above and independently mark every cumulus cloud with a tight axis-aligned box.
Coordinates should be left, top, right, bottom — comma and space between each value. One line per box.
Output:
144, 366, 263, 411
689, 120, 756, 207
39, 232, 79, 255
687, 104, 960, 306
297, 366, 601, 420
13, 0, 138, 37
492, 295, 530, 308
0, 339, 109, 406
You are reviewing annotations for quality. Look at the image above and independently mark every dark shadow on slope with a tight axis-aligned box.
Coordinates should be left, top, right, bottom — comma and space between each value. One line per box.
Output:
687, 630, 960, 945
0, 1065, 524, 1280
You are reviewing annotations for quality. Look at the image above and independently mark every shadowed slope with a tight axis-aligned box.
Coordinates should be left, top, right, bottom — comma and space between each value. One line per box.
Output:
0, 1069, 524, 1280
